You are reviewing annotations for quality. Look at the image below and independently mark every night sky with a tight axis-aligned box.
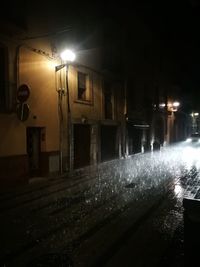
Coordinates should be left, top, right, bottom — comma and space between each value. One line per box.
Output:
135, 1, 200, 111
2, 0, 200, 111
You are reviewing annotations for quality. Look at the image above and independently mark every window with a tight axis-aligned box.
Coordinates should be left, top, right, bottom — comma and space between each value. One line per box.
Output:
76, 70, 92, 103
78, 72, 87, 100
0, 44, 8, 112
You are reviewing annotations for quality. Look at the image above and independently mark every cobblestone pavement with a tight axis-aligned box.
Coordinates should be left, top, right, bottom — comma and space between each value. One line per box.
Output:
0, 146, 197, 267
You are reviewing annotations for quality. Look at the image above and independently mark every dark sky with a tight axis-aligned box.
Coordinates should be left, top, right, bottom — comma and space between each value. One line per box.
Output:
3, 0, 200, 110
132, 1, 200, 110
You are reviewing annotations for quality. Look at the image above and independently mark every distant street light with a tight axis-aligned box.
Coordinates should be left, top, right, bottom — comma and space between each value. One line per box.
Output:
173, 101, 180, 108
166, 101, 180, 112
158, 101, 180, 111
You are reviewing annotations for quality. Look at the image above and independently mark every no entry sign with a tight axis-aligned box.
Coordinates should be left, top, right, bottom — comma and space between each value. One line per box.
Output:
17, 84, 30, 102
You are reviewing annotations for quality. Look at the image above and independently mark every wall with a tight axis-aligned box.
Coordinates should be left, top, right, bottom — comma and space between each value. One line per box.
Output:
0, 39, 60, 185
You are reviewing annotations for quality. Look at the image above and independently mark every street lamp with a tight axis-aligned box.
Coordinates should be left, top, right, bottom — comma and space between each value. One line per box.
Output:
167, 101, 180, 112
55, 49, 76, 71
55, 49, 76, 174
60, 49, 76, 62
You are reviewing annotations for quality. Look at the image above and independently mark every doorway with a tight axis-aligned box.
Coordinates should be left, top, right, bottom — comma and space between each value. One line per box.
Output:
101, 125, 118, 161
74, 124, 91, 169
26, 127, 41, 177
127, 126, 142, 154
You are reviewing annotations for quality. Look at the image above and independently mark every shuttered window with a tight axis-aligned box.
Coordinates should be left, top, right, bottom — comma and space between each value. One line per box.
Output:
77, 70, 92, 103
78, 72, 87, 100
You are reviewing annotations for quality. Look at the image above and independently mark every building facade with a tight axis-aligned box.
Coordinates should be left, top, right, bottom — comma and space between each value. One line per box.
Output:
0, 20, 125, 186
0, 13, 189, 186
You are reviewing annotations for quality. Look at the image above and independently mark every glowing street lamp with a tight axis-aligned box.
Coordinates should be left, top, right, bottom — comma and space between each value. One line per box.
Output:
56, 49, 76, 71
60, 49, 76, 62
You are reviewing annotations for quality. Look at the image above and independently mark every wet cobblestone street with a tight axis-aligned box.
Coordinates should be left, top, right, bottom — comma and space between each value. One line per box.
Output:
0, 143, 199, 266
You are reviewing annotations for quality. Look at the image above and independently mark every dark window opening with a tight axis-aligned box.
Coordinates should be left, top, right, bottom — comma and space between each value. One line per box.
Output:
127, 125, 142, 154
74, 124, 90, 169
78, 72, 87, 100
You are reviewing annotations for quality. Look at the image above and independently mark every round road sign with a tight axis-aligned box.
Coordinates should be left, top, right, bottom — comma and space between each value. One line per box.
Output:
17, 84, 30, 102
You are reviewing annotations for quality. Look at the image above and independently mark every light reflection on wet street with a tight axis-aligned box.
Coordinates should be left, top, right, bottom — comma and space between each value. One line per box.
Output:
106, 142, 200, 267
77, 142, 200, 267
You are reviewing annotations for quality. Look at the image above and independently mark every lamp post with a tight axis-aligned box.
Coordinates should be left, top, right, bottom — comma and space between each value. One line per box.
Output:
55, 49, 76, 174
